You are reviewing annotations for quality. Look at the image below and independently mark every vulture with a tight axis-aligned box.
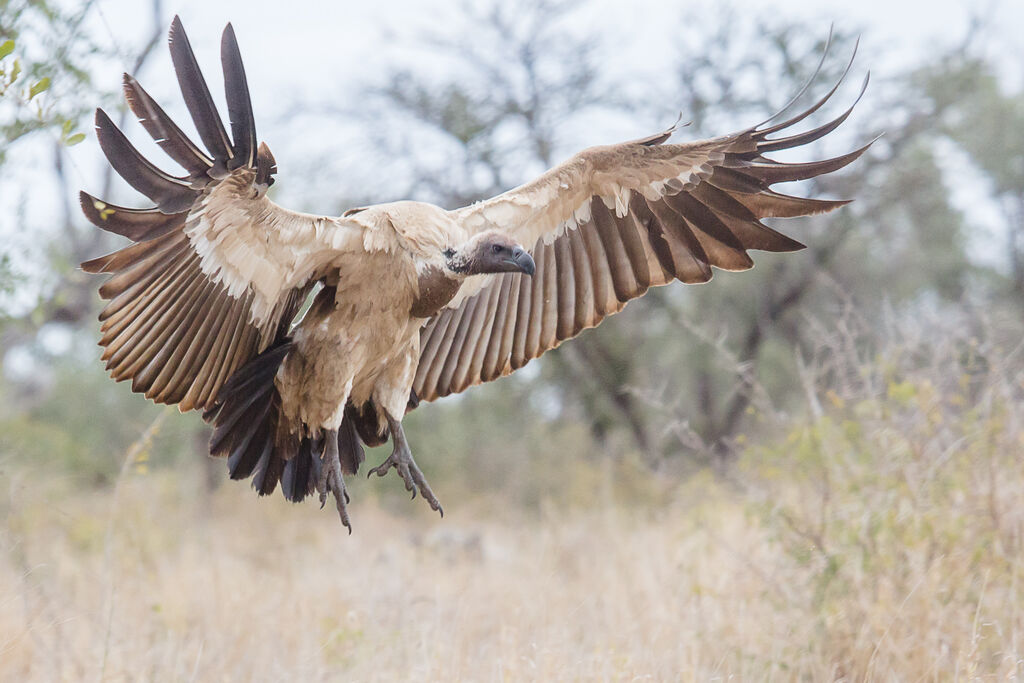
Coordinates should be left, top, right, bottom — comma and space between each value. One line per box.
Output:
81, 17, 872, 531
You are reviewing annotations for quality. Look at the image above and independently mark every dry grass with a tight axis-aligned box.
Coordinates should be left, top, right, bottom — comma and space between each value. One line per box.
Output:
1, 453, 1021, 681
3, 316, 1023, 680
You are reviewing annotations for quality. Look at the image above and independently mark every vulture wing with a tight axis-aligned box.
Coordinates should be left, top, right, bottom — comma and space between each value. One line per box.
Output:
414, 47, 873, 402
82, 17, 361, 411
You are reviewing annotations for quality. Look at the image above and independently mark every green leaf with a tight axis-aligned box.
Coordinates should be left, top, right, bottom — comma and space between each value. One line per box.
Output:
28, 77, 50, 99
65, 132, 85, 146
62, 119, 74, 135
10, 58, 21, 83
0, 40, 14, 61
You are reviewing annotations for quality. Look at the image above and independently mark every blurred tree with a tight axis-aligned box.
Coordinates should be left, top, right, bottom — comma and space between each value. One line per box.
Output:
0, 0, 96, 161
1, 0, 1019, 497
348, 0, 1009, 472
917, 52, 1024, 308
0, 0, 164, 347
0, 0, 190, 486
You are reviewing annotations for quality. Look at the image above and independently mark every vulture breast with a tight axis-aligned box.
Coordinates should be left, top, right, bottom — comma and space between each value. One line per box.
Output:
411, 267, 462, 318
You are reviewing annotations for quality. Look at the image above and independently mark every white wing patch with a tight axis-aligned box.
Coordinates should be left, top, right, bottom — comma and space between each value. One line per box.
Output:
183, 175, 366, 325
452, 141, 729, 267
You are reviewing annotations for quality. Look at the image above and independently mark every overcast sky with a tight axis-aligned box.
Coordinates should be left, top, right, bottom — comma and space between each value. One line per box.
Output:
1, 0, 1020, 315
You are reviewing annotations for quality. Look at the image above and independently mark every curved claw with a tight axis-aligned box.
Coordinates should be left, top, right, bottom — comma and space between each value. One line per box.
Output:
368, 461, 391, 478
369, 449, 442, 514
319, 430, 353, 532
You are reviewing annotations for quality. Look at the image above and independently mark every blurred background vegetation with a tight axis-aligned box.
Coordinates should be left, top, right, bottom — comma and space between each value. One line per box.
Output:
2, 0, 1022, 678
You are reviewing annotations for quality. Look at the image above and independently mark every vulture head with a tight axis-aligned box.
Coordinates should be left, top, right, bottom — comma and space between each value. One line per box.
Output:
444, 232, 536, 277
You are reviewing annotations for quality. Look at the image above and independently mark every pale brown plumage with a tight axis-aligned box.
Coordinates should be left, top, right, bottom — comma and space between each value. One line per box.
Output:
81, 18, 872, 529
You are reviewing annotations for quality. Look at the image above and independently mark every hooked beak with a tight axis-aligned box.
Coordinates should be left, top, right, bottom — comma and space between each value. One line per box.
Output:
508, 247, 536, 276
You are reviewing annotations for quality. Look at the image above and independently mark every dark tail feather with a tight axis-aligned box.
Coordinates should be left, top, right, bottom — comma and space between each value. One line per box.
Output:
276, 415, 363, 501
341, 391, 418, 453
206, 339, 293, 497
205, 338, 393, 504
347, 401, 389, 447
338, 413, 365, 475
280, 437, 320, 502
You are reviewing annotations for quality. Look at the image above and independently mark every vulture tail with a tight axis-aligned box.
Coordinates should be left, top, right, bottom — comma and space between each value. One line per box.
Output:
203, 339, 367, 502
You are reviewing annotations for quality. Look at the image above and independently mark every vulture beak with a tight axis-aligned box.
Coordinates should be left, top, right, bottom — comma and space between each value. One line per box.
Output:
509, 247, 536, 276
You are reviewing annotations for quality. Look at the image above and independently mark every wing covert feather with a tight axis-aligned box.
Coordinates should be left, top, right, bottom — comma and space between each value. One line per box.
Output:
415, 60, 872, 402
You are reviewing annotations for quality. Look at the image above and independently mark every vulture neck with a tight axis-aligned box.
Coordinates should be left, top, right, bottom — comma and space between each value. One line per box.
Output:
411, 266, 463, 318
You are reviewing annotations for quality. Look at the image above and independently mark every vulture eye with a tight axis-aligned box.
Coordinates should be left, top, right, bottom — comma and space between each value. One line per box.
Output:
491, 244, 503, 254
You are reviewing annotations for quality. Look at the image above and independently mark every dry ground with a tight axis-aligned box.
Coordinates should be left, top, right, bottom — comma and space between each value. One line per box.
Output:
2, 447, 1022, 681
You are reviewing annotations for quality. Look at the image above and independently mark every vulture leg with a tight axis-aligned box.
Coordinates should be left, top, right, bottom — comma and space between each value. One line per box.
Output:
369, 413, 443, 516
317, 429, 352, 533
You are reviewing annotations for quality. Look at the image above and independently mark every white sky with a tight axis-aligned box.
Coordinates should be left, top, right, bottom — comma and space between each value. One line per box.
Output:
0, 0, 1021, 314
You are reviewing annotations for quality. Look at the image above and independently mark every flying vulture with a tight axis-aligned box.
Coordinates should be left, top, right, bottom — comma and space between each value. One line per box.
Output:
81, 18, 871, 531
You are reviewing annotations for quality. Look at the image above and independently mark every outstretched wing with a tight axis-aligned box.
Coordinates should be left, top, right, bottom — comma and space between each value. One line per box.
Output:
414, 48, 873, 402
82, 17, 361, 411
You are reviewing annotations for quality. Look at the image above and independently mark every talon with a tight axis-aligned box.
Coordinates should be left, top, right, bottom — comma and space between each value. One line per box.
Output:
319, 429, 354, 532
369, 412, 445, 515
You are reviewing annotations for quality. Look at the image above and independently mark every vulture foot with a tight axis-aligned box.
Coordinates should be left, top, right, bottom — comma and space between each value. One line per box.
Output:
371, 414, 444, 517
318, 430, 352, 533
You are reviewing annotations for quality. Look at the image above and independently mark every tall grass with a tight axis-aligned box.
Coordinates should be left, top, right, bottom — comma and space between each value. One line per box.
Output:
1, 312, 1022, 680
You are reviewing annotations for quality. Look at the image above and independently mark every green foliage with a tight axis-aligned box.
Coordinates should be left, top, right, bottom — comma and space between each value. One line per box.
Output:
1, 343, 200, 484
0, 2, 99, 163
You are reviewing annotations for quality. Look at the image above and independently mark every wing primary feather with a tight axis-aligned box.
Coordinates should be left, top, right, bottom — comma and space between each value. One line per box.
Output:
79, 192, 184, 242
122, 74, 214, 176
132, 280, 214, 397
420, 307, 464, 398
567, 226, 596, 335
168, 16, 234, 168
757, 35, 859, 138
756, 73, 870, 154
150, 285, 228, 402
112, 270, 208, 386
510, 266, 535, 370
204, 305, 260, 409
183, 295, 248, 411
99, 244, 196, 350
735, 191, 851, 219
414, 311, 454, 396
97, 242, 194, 331
750, 136, 877, 185
753, 26, 836, 130
706, 167, 766, 194
436, 294, 482, 397
538, 241, 559, 353
591, 200, 642, 301
665, 193, 754, 272
523, 240, 548, 362
624, 196, 673, 287
646, 199, 712, 283
220, 23, 257, 168
554, 236, 577, 340
632, 199, 678, 282
711, 210, 806, 253
577, 211, 618, 316
94, 109, 198, 213
481, 273, 519, 381
457, 282, 502, 392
